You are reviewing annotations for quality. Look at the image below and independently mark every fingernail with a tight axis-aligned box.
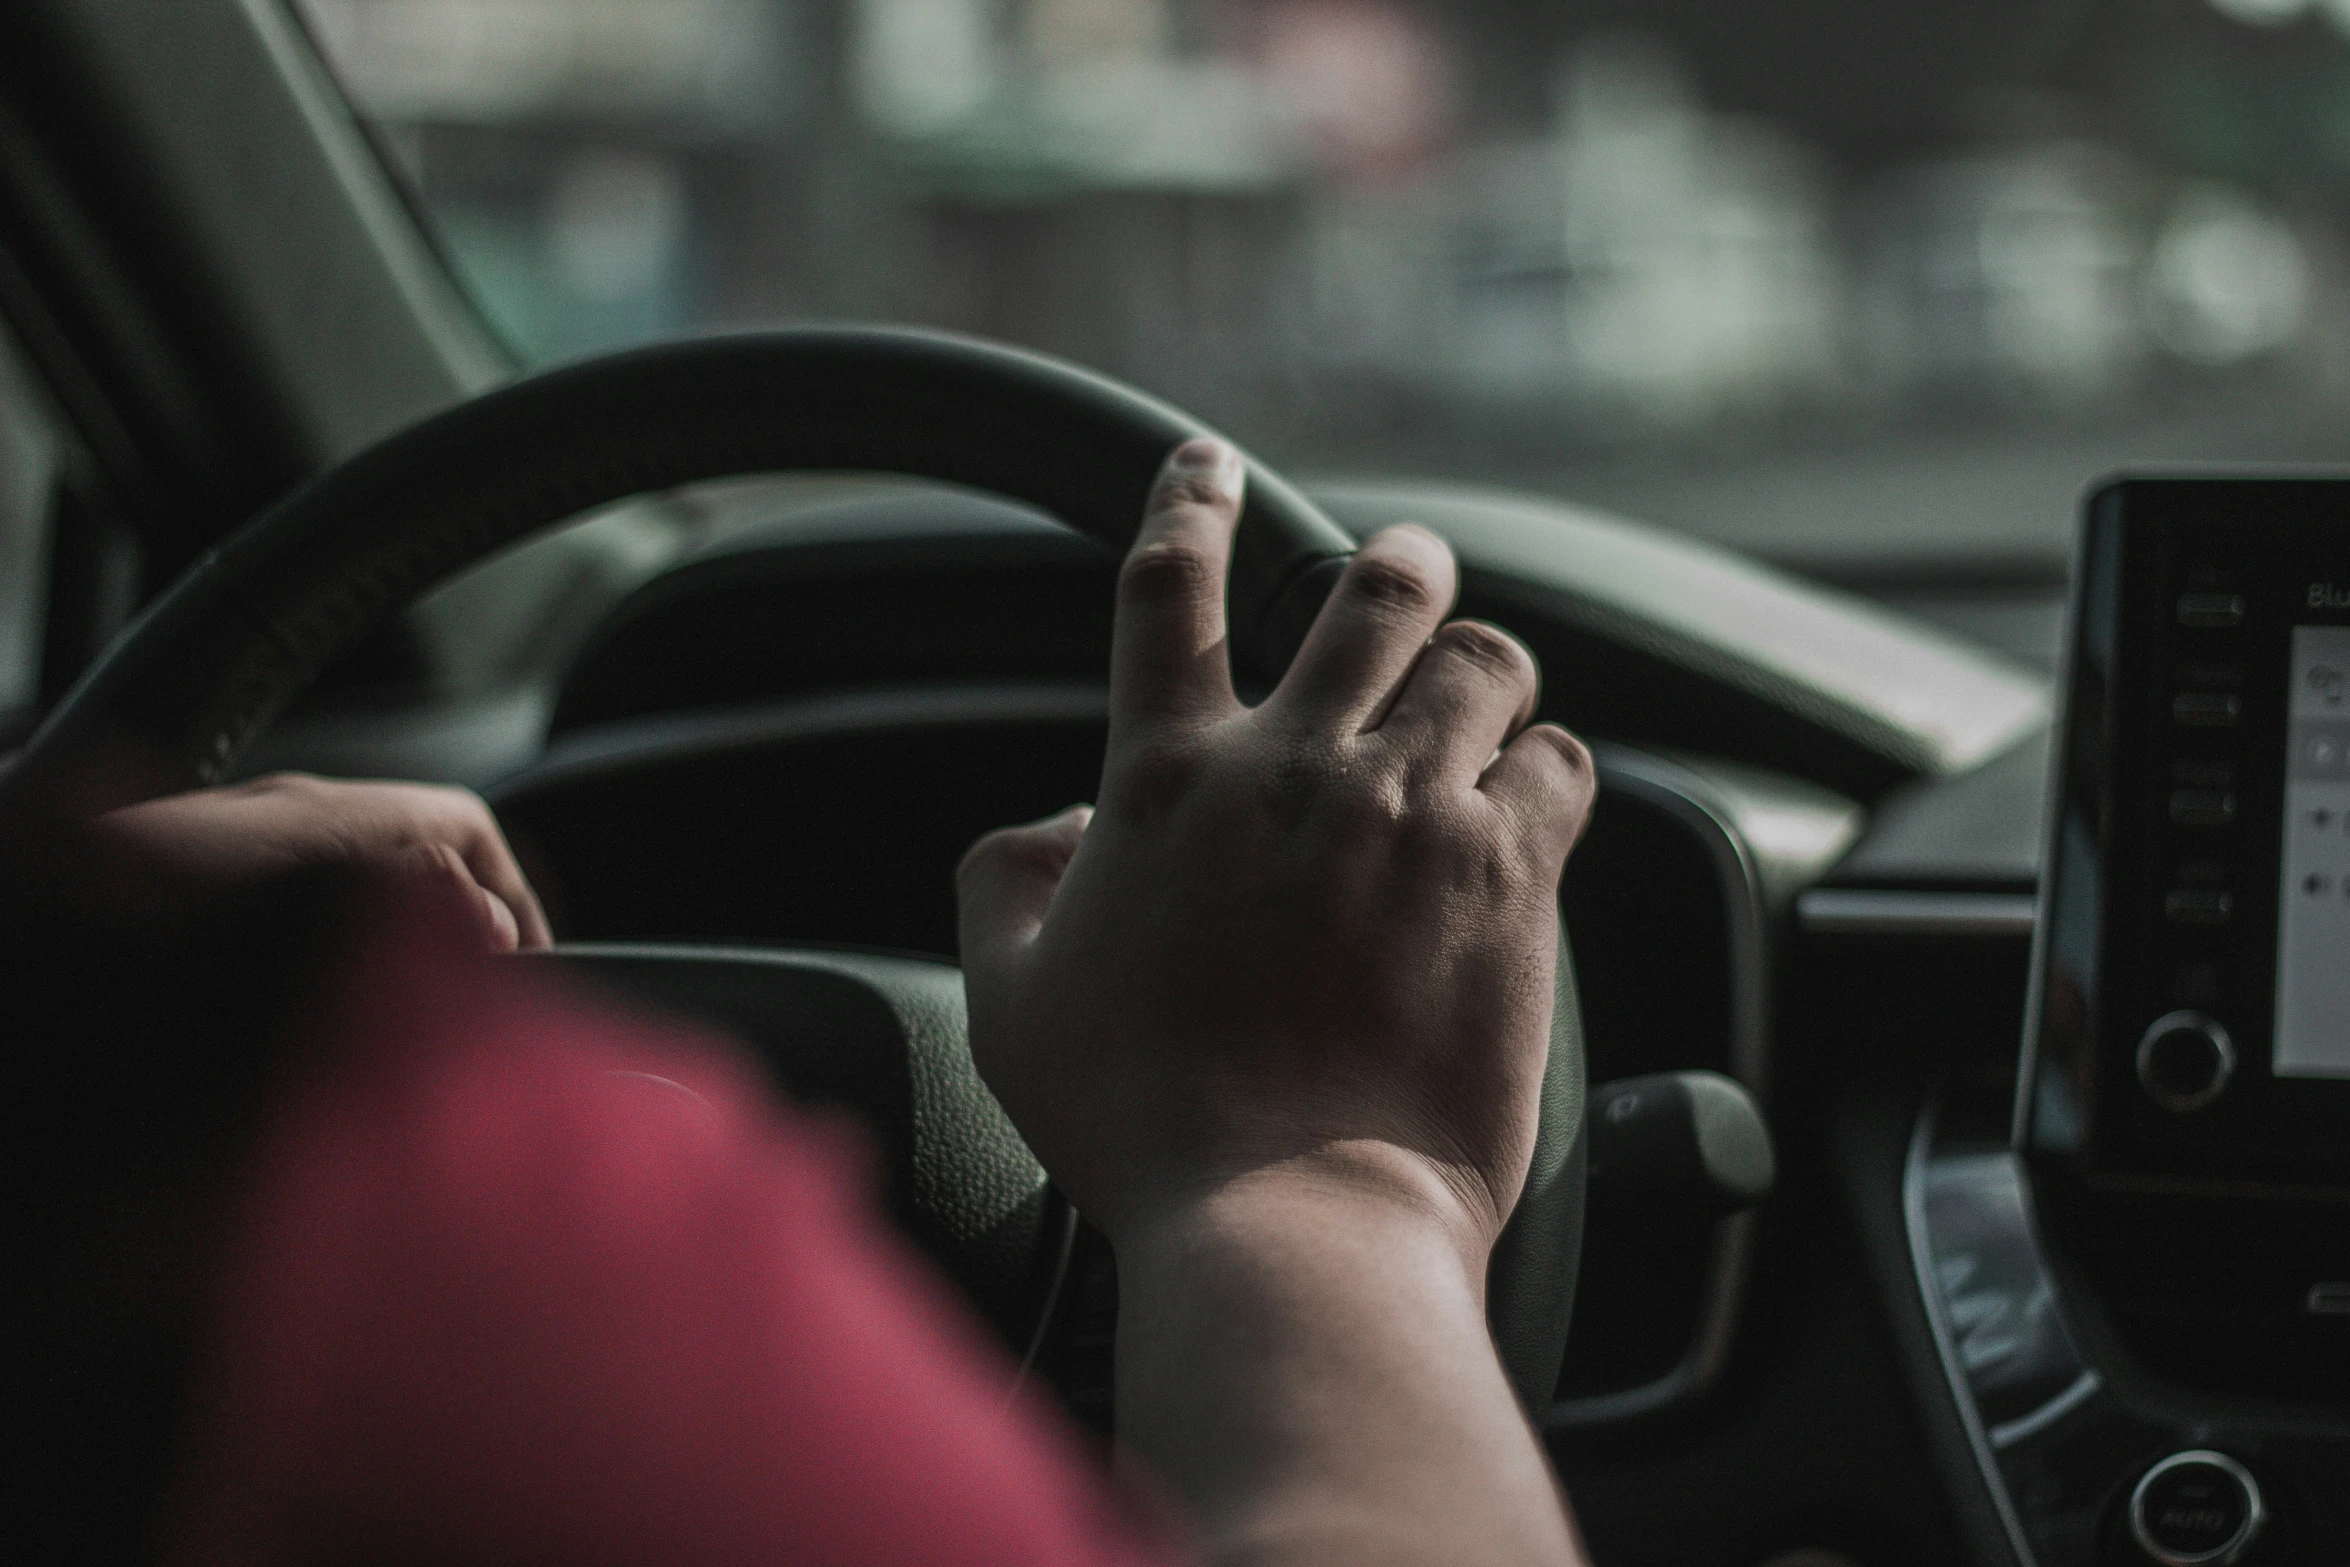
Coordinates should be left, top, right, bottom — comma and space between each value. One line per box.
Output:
481, 888, 520, 953
1165, 437, 1244, 500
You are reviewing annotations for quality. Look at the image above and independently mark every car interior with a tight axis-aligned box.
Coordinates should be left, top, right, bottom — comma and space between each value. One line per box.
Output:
3, 2, 2347, 1564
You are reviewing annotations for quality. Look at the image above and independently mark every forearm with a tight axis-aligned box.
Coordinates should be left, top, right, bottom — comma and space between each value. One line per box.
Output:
1112, 1170, 1585, 1567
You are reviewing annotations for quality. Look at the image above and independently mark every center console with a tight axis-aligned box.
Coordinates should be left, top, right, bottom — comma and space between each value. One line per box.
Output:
1915, 478, 2350, 1566
2033, 481, 2350, 1194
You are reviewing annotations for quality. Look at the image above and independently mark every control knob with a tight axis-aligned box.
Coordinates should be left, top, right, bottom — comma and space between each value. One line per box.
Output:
2128, 1449, 2265, 1567
2135, 1012, 2236, 1113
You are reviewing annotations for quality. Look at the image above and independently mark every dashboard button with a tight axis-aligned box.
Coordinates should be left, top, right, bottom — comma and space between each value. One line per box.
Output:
2129, 1450, 2264, 1566
2306, 1281, 2350, 1316
2163, 889, 2233, 925
2168, 790, 2237, 826
2177, 593, 2246, 628
2135, 1012, 2236, 1112
2173, 692, 2242, 727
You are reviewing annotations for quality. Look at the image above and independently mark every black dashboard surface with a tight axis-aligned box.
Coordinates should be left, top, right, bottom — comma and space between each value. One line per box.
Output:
1826, 731, 2048, 892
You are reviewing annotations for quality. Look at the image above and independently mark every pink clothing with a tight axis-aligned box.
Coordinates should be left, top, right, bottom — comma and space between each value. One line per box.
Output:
161, 909, 1167, 1566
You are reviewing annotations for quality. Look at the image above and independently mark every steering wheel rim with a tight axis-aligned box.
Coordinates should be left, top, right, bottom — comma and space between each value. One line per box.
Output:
4, 325, 1585, 1414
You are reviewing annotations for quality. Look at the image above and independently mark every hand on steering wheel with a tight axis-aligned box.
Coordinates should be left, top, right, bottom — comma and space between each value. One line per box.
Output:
61, 773, 552, 953
960, 439, 1594, 1271
6, 335, 1604, 1562
0, 327, 1592, 1415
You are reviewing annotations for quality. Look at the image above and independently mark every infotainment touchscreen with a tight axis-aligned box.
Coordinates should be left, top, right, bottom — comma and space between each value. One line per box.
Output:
2274, 625, 2350, 1080
2024, 477, 2350, 1190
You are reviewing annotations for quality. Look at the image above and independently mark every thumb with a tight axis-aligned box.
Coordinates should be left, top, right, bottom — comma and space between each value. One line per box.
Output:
956, 804, 1092, 973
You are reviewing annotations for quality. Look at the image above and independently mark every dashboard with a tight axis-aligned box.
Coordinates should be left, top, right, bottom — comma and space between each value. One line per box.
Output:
450, 477, 2048, 1564
250, 469, 2350, 1565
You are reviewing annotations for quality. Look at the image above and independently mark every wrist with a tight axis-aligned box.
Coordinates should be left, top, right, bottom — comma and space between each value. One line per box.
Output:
1110, 1144, 1497, 1298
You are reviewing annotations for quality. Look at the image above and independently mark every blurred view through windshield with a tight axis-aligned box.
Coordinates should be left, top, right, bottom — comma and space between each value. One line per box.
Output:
298, 0, 2350, 585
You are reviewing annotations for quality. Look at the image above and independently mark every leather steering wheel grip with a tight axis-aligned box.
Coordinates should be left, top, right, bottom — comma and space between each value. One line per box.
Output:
1, 325, 1582, 1413
1486, 926, 1588, 1416
2, 327, 1353, 815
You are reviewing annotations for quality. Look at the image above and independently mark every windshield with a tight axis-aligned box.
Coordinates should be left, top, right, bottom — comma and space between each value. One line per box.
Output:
296, 0, 2350, 580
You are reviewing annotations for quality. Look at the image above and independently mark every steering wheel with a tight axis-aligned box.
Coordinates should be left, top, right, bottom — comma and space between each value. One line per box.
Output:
3, 327, 1587, 1415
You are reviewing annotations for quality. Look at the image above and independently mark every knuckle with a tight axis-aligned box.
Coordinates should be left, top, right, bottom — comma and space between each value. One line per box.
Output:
1539, 724, 1596, 783
1342, 551, 1439, 615
263, 771, 362, 822
1152, 473, 1236, 513
1519, 721, 1589, 770
427, 783, 495, 825
1437, 620, 1534, 684
1505, 727, 1599, 828
1118, 538, 1216, 608
254, 770, 327, 800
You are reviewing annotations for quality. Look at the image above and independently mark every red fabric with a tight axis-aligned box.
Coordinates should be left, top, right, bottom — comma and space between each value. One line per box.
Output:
160, 908, 1171, 1566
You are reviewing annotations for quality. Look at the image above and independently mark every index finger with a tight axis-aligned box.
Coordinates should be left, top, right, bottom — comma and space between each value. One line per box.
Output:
1110, 439, 1246, 730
